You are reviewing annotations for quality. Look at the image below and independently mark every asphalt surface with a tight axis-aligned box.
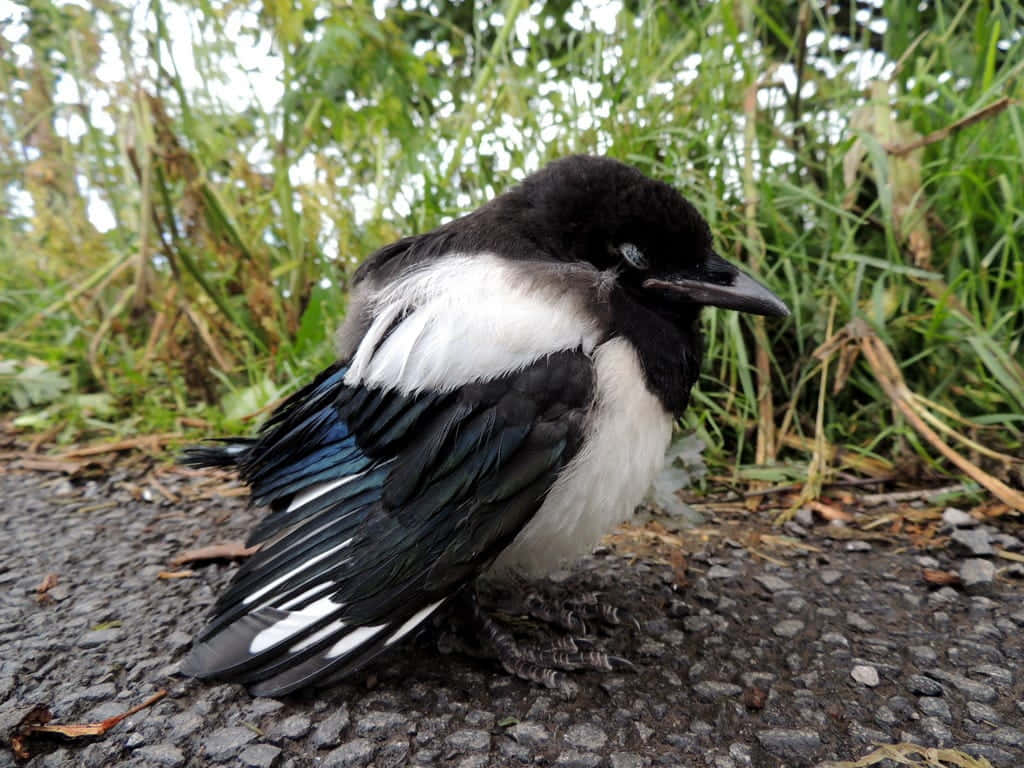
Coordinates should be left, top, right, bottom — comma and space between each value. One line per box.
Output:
1, 466, 1022, 768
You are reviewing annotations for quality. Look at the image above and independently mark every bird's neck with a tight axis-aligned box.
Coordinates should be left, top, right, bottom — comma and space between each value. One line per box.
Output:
608, 288, 702, 416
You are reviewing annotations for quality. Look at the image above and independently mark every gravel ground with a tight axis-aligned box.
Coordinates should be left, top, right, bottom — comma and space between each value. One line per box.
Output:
1, 467, 1022, 768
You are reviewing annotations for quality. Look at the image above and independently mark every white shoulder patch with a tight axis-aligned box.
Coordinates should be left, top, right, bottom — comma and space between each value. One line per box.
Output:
344, 254, 603, 393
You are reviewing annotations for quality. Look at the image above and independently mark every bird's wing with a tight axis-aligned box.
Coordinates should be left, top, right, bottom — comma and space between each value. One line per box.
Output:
182, 350, 595, 696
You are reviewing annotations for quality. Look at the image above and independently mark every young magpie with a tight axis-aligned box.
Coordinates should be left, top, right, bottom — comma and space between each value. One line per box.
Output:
181, 155, 789, 696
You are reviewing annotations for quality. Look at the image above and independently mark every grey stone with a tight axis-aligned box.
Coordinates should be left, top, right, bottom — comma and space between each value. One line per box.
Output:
168, 712, 204, 740
962, 743, 1017, 768
918, 717, 953, 746
238, 744, 282, 768
707, 565, 739, 580
554, 750, 603, 768
942, 507, 977, 528
819, 569, 842, 585
463, 709, 494, 727
728, 742, 753, 766
205, 727, 258, 762
849, 722, 891, 745
929, 587, 959, 605
312, 707, 351, 749
907, 674, 943, 696
845, 541, 872, 552
992, 532, 1022, 550
966, 701, 1001, 722
924, 668, 997, 702
786, 596, 807, 612
851, 665, 879, 687
411, 748, 441, 765
323, 738, 375, 768
610, 753, 645, 768
822, 632, 849, 647
445, 729, 490, 753
269, 714, 311, 741
499, 737, 531, 762
846, 611, 877, 632
951, 528, 994, 555
133, 744, 185, 767
247, 698, 285, 717
874, 705, 898, 727
508, 721, 549, 747
772, 619, 804, 638
755, 729, 821, 759
909, 645, 938, 665
454, 756, 488, 768
378, 737, 410, 768
970, 663, 1013, 686
564, 723, 608, 750
354, 710, 407, 738
961, 558, 996, 591
983, 727, 1024, 748
917, 696, 951, 723
77, 627, 122, 648
755, 575, 793, 593
693, 681, 743, 700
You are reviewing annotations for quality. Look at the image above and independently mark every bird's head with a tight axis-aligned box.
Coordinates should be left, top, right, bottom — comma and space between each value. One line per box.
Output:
514, 155, 790, 319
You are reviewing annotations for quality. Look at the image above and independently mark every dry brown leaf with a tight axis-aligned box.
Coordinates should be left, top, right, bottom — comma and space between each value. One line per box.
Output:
35, 573, 58, 604
818, 742, 993, 767
808, 500, 854, 522
10, 690, 167, 760
170, 540, 259, 567
922, 569, 961, 586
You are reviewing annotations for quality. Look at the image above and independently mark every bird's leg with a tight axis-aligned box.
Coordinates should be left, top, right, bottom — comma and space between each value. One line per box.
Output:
453, 582, 635, 697
507, 574, 636, 634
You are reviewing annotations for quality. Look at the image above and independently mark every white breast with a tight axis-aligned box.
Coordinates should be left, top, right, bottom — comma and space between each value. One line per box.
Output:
490, 337, 673, 577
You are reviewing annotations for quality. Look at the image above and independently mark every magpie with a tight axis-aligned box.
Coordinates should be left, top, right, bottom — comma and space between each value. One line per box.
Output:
181, 155, 789, 696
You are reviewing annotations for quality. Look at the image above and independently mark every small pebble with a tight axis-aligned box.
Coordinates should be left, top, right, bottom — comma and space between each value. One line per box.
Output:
960, 559, 996, 592
755, 729, 822, 760
755, 575, 793, 593
819, 570, 842, 585
907, 674, 943, 696
951, 528, 994, 556
942, 507, 977, 528
846, 612, 877, 633
563, 723, 608, 750
772, 619, 804, 638
851, 665, 879, 687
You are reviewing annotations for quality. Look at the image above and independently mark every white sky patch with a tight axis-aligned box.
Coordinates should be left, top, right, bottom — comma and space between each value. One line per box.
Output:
1, 0, 946, 243
87, 193, 117, 233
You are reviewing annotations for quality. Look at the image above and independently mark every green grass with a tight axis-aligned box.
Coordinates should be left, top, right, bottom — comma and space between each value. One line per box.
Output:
1, 0, 1022, 491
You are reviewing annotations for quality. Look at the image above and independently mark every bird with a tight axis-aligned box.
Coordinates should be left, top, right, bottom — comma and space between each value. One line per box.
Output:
180, 154, 789, 696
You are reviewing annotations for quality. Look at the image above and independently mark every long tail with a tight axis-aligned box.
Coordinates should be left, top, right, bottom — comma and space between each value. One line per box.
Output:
179, 439, 257, 469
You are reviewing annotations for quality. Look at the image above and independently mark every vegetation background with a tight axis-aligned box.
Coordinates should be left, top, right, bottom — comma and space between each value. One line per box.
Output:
1, 0, 1022, 505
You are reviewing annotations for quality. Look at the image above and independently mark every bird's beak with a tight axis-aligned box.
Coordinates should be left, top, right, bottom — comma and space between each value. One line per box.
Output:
643, 254, 790, 317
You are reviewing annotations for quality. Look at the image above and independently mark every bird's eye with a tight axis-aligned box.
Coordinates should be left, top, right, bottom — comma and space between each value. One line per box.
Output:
619, 243, 648, 270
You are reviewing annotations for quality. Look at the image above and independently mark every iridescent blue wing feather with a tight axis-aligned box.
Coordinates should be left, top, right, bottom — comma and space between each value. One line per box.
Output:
180, 350, 593, 695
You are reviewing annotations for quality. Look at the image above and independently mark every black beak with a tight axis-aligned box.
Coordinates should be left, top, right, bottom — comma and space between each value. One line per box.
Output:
643, 254, 790, 317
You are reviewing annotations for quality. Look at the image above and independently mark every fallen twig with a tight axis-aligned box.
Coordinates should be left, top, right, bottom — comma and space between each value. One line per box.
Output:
52, 433, 183, 459
884, 97, 1011, 156
157, 569, 197, 579
170, 539, 259, 567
